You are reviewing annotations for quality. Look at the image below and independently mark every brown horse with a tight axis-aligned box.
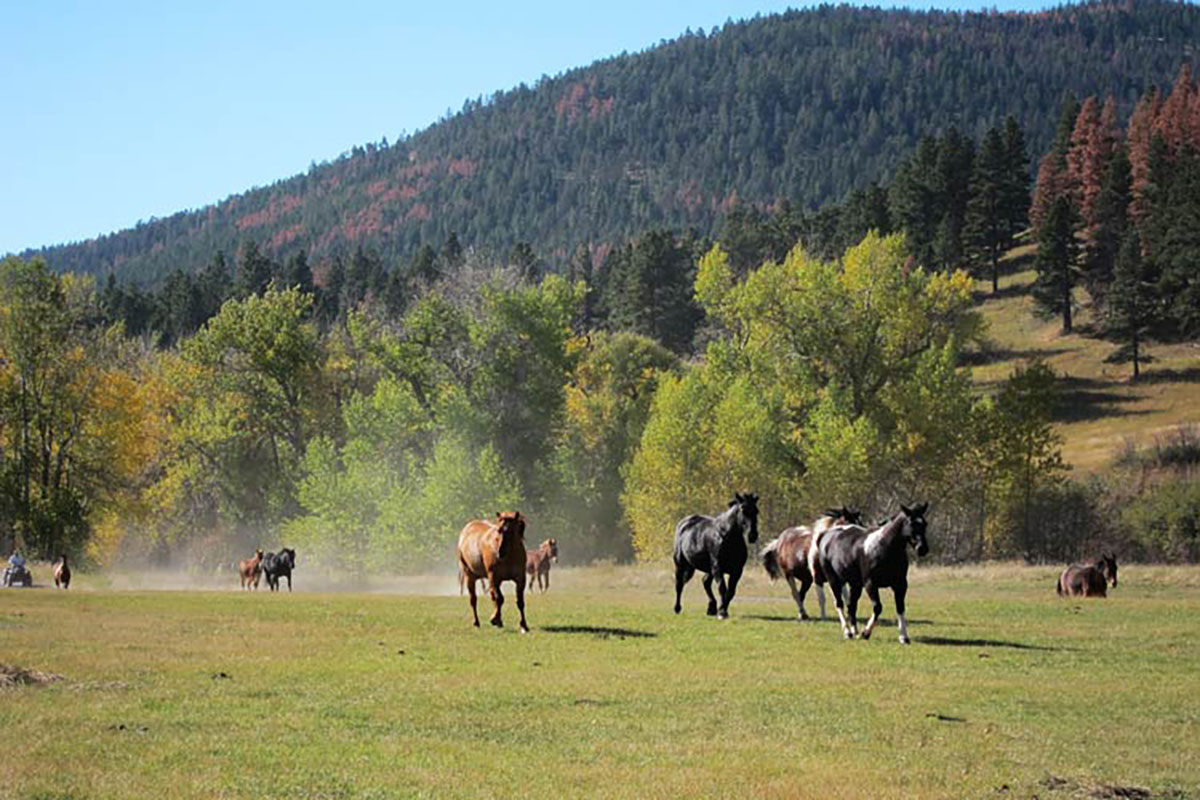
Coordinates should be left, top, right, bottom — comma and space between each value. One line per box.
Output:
1057, 554, 1118, 598
526, 538, 558, 593
457, 512, 529, 632
760, 507, 863, 620
238, 550, 263, 590
53, 555, 71, 589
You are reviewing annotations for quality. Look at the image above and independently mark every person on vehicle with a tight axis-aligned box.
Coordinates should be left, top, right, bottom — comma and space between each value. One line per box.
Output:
8, 550, 25, 569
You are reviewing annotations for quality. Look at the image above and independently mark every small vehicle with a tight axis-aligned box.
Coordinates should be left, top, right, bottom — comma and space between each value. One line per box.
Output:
3, 562, 33, 587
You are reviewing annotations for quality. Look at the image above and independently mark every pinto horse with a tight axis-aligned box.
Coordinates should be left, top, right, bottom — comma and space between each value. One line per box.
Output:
817, 503, 929, 643
457, 512, 529, 632
673, 493, 759, 619
261, 548, 296, 592
53, 554, 71, 590
760, 507, 863, 620
526, 538, 558, 593
238, 550, 263, 590
1057, 554, 1118, 598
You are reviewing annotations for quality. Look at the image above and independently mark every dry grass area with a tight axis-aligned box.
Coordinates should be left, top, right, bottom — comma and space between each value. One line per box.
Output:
969, 244, 1200, 472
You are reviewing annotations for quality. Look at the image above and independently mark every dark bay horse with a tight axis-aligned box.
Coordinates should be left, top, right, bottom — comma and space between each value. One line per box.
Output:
673, 493, 759, 619
526, 538, 558, 593
1057, 554, 1118, 598
238, 550, 263, 590
760, 507, 863, 620
457, 512, 529, 632
816, 503, 928, 643
262, 548, 296, 592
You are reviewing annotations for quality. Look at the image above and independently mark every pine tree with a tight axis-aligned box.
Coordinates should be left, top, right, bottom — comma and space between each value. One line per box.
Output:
1033, 195, 1079, 334
1104, 229, 1156, 381
890, 135, 941, 268
1081, 145, 1131, 308
966, 127, 1009, 293
1001, 116, 1030, 237
236, 240, 274, 298
284, 250, 314, 295
934, 127, 975, 270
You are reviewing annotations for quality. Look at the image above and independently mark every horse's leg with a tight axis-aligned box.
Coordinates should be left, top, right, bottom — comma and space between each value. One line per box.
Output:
861, 583, 883, 640
467, 575, 480, 627
845, 583, 862, 638
489, 579, 505, 628
543, 566, 550, 593
828, 576, 853, 638
786, 573, 806, 620
673, 562, 693, 614
287, 573, 292, 592
701, 573, 718, 616
516, 577, 529, 633
721, 565, 742, 620
816, 582, 827, 620
894, 581, 910, 644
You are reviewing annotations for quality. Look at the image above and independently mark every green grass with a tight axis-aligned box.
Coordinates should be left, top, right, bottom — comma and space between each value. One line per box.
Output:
2, 565, 1199, 799
971, 246, 1200, 472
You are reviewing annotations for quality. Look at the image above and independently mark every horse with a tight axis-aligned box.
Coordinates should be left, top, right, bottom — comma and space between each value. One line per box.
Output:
457, 512, 529, 632
760, 506, 863, 620
526, 538, 559, 593
457, 570, 486, 596
816, 502, 929, 644
238, 549, 263, 590
1057, 554, 1118, 598
53, 554, 71, 590
261, 548, 296, 592
673, 493, 759, 619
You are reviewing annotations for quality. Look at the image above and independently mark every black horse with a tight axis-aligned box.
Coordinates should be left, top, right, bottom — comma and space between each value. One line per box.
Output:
261, 548, 296, 592
816, 503, 928, 644
673, 493, 759, 619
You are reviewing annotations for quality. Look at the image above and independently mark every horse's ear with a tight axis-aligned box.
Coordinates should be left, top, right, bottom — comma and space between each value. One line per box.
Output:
916, 501, 929, 516
900, 503, 911, 516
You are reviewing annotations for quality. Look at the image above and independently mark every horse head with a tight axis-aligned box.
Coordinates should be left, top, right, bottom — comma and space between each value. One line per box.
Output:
824, 506, 864, 527
281, 548, 296, 569
548, 538, 559, 563
899, 502, 930, 557
1100, 552, 1118, 588
495, 511, 525, 559
730, 492, 759, 543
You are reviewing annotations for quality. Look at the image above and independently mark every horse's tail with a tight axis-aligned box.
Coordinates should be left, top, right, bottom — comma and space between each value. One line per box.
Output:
761, 537, 783, 581
1055, 570, 1065, 596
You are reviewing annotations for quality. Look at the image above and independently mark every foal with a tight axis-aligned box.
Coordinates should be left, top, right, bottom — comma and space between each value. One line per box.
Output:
526, 538, 558, 593
817, 503, 929, 644
238, 550, 263, 590
760, 507, 862, 620
1057, 554, 1118, 598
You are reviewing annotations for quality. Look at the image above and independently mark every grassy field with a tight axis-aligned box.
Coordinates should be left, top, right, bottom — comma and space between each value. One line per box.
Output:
2, 564, 1198, 800
971, 244, 1200, 472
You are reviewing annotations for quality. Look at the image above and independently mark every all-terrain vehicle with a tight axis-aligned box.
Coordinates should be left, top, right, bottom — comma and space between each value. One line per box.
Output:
3, 562, 33, 587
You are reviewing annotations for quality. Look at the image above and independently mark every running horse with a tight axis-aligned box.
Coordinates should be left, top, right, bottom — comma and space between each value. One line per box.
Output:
1057, 554, 1118, 598
526, 538, 558, 593
457, 512, 529, 632
760, 506, 863, 620
816, 503, 929, 643
673, 493, 759, 619
53, 554, 71, 589
261, 548, 296, 592
238, 549, 263, 590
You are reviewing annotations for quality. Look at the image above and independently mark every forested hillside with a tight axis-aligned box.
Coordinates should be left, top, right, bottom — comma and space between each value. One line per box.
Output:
23, 0, 1200, 286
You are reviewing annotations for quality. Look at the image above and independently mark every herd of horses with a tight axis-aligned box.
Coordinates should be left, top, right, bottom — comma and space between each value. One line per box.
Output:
453, 495, 1119, 641
237, 548, 297, 592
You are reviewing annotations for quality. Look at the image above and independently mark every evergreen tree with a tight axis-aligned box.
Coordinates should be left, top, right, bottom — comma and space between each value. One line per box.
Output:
236, 240, 274, 298
890, 135, 941, 268
509, 241, 540, 282
934, 127, 975, 270
411, 244, 439, 285
1081, 145, 1131, 307
1001, 116, 1030, 237
1033, 195, 1080, 334
284, 250, 315, 295
1104, 230, 1156, 381
965, 126, 1010, 293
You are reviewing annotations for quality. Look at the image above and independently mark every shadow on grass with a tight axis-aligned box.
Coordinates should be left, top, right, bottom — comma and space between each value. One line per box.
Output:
914, 635, 1058, 651
742, 614, 937, 625
541, 625, 656, 639
1053, 376, 1153, 423
960, 346, 1071, 367
1140, 366, 1200, 385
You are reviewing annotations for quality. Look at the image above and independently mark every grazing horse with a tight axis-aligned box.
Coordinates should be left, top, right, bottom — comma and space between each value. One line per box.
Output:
760, 507, 863, 620
673, 493, 759, 619
457, 512, 529, 632
261, 548, 296, 592
526, 538, 559, 593
53, 554, 71, 590
817, 503, 929, 644
238, 550, 263, 590
1057, 554, 1118, 598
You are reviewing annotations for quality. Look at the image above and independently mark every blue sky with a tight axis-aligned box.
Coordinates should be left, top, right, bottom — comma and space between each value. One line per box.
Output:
1, 0, 1054, 254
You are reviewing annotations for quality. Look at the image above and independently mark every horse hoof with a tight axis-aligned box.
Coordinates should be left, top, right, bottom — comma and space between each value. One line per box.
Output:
899, 636, 911, 645
473, 621, 480, 628
520, 626, 529, 634
706, 606, 718, 617
491, 619, 503, 628
673, 605, 681, 614
717, 613, 728, 620
861, 630, 872, 640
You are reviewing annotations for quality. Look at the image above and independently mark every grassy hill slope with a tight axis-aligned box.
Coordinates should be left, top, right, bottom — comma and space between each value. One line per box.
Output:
971, 244, 1200, 472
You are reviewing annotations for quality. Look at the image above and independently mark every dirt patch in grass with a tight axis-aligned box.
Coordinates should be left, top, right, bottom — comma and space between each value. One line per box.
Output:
0, 664, 64, 689
1040, 775, 1187, 799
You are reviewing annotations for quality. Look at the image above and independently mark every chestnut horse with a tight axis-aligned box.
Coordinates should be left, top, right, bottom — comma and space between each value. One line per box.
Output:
457, 512, 529, 632
53, 554, 71, 590
760, 507, 863, 620
238, 550, 263, 590
1057, 554, 1118, 598
526, 538, 559, 593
